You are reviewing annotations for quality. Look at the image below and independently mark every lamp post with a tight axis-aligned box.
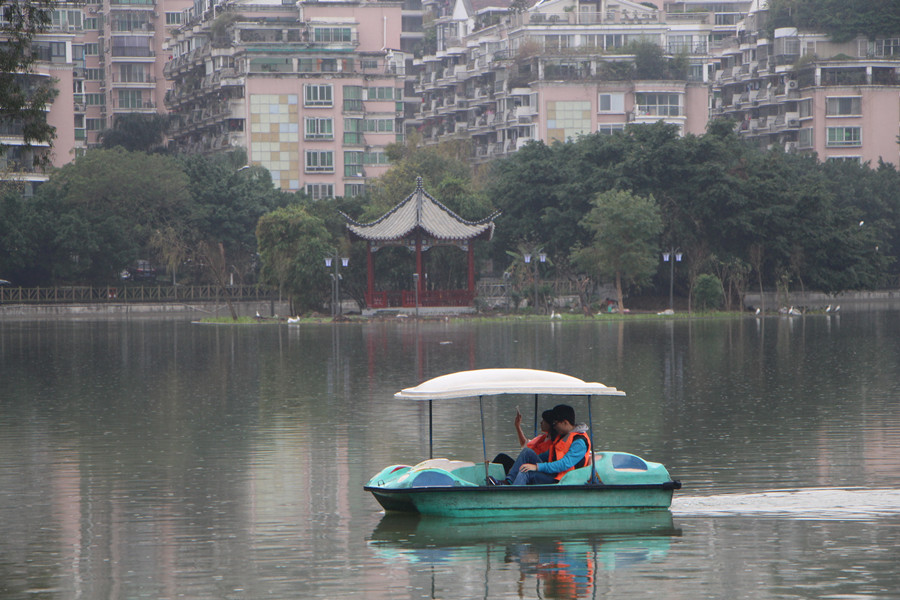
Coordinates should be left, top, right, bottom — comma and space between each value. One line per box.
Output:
523, 250, 546, 314
324, 254, 349, 318
662, 248, 682, 310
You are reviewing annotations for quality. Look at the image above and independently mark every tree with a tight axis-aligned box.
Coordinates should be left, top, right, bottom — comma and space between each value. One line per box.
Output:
256, 204, 333, 314
176, 151, 292, 285
574, 189, 662, 312
99, 113, 171, 153
0, 1, 59, 163
28, 148, 191, 283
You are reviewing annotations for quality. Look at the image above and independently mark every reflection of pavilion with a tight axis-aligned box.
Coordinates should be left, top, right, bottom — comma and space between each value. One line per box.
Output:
343, 178, 498, 310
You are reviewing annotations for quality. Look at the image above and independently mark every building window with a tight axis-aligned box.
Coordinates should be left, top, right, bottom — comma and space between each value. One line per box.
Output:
344, 151, 363, 177
597, 124, 625, 135
84, 43, 99, 55
86, 118, 105, 131
304, 117, 333, 140
313, 27, 352, 43
634, 93, 681, 117
598, 93, 625, 113
85, 93, 105, 106
365, 87, 396, 101
117, 89, 144, 109
544, 35, 573, 51
826, 97, 861, 116
826, 126, 861, 147
85, 68, 103, 80
84, 17, 98, 30
165, 12, 182, 26
305, 150, 334, 173
304, 84, 333, 107
361, 118, 394, 133
798, 127, 814, 148
798, 99, 813, 118
306, 183, 334, 200
119, 64, 147, 83
826, 156, 861, 163
345, 183, 365, 197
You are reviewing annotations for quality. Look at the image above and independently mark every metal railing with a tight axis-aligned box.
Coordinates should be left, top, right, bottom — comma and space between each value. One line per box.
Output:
0, 285, 277, 305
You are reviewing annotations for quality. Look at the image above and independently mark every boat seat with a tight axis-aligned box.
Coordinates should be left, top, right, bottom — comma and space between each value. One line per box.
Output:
412, 458, 475, 472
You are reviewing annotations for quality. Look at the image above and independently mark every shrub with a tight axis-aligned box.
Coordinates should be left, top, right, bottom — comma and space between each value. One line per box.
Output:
693, 274, 723, 311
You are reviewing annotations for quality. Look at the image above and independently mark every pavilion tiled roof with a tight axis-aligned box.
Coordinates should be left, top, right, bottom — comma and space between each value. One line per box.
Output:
343, 177, 499, 243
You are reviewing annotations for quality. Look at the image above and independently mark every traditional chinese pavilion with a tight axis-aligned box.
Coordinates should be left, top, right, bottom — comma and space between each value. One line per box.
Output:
343, 178, 499, 309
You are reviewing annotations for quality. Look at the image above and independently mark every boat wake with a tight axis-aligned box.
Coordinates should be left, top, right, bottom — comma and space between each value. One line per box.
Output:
672, 487, 900, 520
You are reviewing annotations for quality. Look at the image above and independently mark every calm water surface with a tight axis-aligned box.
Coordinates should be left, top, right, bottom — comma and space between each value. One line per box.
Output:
2, 308, 900, 599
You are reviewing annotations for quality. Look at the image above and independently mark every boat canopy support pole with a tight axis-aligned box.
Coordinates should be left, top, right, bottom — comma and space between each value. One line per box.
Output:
429, 400, 433, 459
586, 394, 599, 484
533, 394, 539, 436
479, 395, 489, 483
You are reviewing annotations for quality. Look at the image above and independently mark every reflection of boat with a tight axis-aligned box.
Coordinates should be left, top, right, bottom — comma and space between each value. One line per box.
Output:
370, 510, 680, 547
364, 369, 682, 517
368, 511, 680, 595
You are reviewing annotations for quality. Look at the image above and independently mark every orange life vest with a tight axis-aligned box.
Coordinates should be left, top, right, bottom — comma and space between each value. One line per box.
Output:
526, 433, 555, 455
548, 432, 591, 481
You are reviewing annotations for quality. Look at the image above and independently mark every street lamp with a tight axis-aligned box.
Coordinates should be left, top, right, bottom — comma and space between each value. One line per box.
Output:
662, 248, 682, 310
325, 254, 349, 318
523, 250, 546, 314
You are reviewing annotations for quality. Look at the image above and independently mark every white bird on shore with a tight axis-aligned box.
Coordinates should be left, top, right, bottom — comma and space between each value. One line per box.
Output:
550, 310, 561, 319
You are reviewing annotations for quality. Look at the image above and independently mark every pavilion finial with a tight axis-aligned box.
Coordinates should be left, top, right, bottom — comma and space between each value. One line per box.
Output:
416, 176, 423, 190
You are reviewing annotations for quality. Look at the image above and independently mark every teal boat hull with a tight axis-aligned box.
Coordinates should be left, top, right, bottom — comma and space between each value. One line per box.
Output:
365, 451, 681, 517
366, 483, 678, 517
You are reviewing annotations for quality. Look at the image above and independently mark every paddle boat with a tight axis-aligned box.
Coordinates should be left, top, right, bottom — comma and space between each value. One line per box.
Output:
364, 368, 681, 517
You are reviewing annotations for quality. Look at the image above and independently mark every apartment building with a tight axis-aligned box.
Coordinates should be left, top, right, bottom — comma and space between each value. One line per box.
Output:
413, 0, 714, 163
1, 0, 189, 195
163, 0, 410, 199
709, 4, 900, 165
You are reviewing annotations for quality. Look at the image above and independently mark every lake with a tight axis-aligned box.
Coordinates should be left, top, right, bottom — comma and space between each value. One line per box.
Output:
2, 308, 899, 599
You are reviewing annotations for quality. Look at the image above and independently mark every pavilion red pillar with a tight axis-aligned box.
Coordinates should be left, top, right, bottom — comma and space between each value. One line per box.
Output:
415, 233, 424, 295
366, 241, 374, 305
467, 242, 475, 297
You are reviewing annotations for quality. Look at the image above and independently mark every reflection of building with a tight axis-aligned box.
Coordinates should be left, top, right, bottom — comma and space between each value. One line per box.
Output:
413, 0, 713, 163
709, 3, 900, 165
164, 0, 409, 198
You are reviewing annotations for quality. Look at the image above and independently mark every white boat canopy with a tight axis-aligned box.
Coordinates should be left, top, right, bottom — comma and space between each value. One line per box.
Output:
394, 368, 625, 401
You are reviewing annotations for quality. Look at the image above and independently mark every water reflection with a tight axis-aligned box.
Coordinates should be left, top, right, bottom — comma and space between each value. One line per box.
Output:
368, 512, 680, 599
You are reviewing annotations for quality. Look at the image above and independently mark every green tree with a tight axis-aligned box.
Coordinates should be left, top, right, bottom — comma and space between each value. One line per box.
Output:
99, 113, 171, 153
574, 189, 662, 312
256, 204, 332, 314
29, 148, 190, 283
1, 1, 59, 163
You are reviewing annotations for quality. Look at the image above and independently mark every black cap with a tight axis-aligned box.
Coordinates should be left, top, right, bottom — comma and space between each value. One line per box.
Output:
552, 404, 575, 426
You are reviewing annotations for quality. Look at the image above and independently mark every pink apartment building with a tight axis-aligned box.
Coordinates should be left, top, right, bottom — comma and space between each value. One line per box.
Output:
1, 0, 191, 195
163, 0, 410, 199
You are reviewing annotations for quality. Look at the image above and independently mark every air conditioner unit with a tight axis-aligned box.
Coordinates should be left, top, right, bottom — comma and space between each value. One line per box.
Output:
787, 80, 798, 89
73, 68, 81, 77
785, 142, 797, 151
788, 119, 799, 127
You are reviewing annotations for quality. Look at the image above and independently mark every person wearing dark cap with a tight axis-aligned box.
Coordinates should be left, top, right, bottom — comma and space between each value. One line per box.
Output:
494, 403, 592, 485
